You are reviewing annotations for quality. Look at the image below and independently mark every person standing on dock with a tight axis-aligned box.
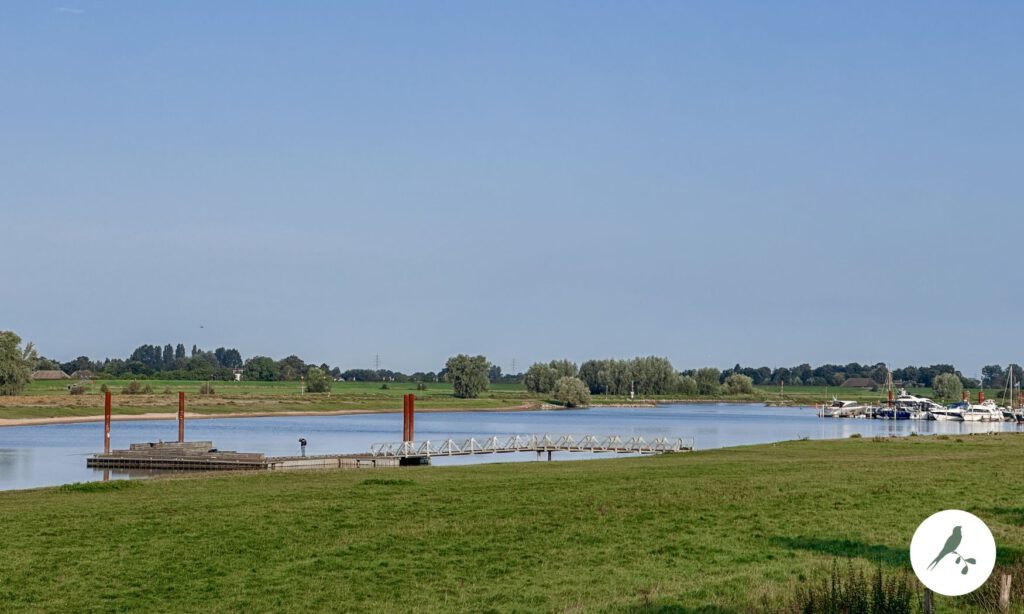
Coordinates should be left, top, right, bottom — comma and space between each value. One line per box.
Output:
299, 437, 307, 457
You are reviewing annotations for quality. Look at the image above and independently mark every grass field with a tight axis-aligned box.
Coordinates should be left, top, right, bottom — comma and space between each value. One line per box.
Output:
0, 380, 546, 420
1, 434, 1023, 612
0, 380, 999, 422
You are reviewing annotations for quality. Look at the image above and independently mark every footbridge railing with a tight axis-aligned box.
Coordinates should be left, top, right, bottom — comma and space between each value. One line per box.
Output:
369, 434, 694, 458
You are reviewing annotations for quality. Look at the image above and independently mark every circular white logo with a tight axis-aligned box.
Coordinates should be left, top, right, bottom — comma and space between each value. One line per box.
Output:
910, 510, 996, 596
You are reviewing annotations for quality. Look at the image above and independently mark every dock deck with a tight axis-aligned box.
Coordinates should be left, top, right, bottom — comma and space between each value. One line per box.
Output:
87, 441, 414, 471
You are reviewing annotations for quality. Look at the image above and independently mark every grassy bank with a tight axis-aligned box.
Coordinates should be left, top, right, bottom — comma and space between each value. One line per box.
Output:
0, 380, 998, 421
1, 435, 1023, 612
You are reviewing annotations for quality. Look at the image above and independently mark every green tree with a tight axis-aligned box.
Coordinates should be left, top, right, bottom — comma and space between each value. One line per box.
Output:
445, 354, 490, 399
723, 373, 754, 394
548, 359, 578, 379
185, 355, 215, 380
695, 367, 721, 395
554, 376, 591, 407
679, 375, 698, 395
982, 364, 1005, 388
524, 362, 557, 393
629, 356, 681, 395
277, 355, 307, 381
932, 373, 963, 400
243, 356, 278, 381
0, 332, 36, 396
305, 366, 332, 393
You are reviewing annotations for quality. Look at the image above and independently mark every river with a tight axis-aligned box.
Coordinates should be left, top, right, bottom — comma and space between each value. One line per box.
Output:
0, 403, 1019, 491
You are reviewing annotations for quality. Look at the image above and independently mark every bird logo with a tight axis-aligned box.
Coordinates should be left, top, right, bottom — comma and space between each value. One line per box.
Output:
928, 526, 977, 574
910, 510, 995, 596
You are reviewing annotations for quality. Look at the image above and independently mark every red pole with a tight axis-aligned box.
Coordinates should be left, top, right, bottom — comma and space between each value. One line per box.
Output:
402, 394, 410, 441
979, 389, 985, 403
408, 394, 415, 442
178, 391, 185, 443
104, 390, 111, 454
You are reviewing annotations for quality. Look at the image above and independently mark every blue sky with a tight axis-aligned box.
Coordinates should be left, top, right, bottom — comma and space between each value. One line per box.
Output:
1, 2, 1022, 375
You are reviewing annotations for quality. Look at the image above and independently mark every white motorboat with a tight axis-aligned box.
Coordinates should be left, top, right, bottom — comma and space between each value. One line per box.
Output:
821, 398, 871, 418
894, 390, 943, 420
964, 399, 1002, 422
933, 402, 966, 422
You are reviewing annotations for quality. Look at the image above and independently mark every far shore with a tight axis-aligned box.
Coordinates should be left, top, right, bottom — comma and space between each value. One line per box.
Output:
0, 399, 815, 428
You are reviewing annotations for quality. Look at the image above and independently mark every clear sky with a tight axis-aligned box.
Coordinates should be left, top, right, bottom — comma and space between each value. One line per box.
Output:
2, 2, 1022, 375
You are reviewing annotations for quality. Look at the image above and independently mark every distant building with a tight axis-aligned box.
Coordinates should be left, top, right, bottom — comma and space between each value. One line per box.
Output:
232, 368, 243, 382
31, 370, 70, 380
840, 377, 876, 389
71, 370, 95, 380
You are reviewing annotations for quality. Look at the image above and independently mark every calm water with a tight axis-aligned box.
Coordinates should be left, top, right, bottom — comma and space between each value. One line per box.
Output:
1, 403, 1020, 491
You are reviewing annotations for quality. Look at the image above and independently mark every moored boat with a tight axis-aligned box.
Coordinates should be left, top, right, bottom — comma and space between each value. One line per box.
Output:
821, 398, 872, 418
933, 402, 966, 422
964, 399, 1002, 422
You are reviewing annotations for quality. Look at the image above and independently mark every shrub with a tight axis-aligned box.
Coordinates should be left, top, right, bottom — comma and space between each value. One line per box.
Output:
122, 381, 143, 395
68, 384, 87, 395
162, 387, 172, 394
849, 433, 862, 439
380, 383, 389, 390
142, 384, 153, 394
785, 561, 914, 614
723, 373, 754, 394
305, 367, 331, 393
553, 376, 591, 408
99, 383, 110, 394
416, 383, 427, 391
199, 382, 215, 395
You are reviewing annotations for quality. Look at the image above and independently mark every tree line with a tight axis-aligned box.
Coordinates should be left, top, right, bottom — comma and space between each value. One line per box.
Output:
29, 341, 526, 385
4, 328, 1017, 399
525, 358, 754, 397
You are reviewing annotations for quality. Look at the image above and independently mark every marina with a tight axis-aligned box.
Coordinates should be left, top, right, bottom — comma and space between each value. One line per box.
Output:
820, 391, 1024, 422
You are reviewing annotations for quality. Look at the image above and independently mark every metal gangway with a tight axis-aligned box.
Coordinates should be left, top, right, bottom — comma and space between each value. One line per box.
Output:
369, 434, 694, 459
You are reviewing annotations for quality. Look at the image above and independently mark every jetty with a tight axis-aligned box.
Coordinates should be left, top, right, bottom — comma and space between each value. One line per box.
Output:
87, 434, 692, 472
86, 393, 692, 473
87, 441, 410, 471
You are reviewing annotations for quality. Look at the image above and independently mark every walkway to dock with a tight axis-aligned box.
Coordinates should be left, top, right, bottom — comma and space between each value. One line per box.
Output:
369, 434, 694, 459
87, 434, 693, 472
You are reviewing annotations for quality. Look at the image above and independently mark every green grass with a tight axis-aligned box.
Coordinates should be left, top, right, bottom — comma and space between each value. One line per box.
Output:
0, 381, 546, 419
1, 434, 1023, 612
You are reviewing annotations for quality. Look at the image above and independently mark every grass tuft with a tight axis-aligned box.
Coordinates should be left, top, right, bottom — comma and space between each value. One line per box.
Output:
360, 478, 414, 486
59, 480, 141, 493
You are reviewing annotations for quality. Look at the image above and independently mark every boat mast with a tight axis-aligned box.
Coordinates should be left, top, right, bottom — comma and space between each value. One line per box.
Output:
1009, 364, 1015, 412
885, 367, 894, 408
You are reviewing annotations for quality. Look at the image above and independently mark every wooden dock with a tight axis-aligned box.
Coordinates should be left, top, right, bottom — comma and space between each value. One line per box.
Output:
87, 441, 419, 471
